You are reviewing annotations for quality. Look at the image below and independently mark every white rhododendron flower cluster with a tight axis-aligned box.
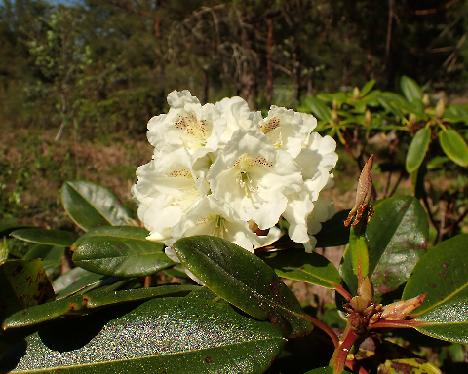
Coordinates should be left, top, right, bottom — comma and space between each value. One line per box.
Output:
133, 91, 338, 252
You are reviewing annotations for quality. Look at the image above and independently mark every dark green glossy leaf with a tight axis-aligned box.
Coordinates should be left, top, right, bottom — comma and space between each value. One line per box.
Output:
3, 285, 199, 330
2, 290, 285, 373
72, 226, 173, 277
11, 228, 77, 247
400, 76, 422, 102
174, 236, 312, 337
0, 260, 54, 321
53, 268, 108, 298
315, 209, 350, 247
304, 96, 332, 122
341, 197, 428, 295
439, 130, 468, 168
264, 250, 341, 289
406, 127, 431, 172
60, 181, 132, 231
403, 234, 468, 343
367, 197, 428, 295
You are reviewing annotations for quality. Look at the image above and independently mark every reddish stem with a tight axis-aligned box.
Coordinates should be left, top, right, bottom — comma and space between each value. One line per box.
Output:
331, 324, 359, 374
334, 284, 353, 302
370, 319, 422, 329
308, 316, 339, 348
346, 359, 369, 374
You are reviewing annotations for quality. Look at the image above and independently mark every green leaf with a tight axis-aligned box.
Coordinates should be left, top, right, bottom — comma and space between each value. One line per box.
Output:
3, 285, 199, 330
368, 196, 428, 295
400, 76, 423, 102
0, 259, 54, 321
60, 180, 132, 231
2, 290, 285, 373
403, 234, 468, 343
444, 103, 468, 123
340, 226, 369, 294
360, 80, 375, 96
174, 236, 312, 337
304, 96, 332, 122
340, 197, 428, 294
406, 127, 431, 172
264, 250, 341, 289
439, 130, 468, 168
53, 268, 107, 298
315, 209, 350, 247
72, 226, 173, 277
11, 228, 77, 246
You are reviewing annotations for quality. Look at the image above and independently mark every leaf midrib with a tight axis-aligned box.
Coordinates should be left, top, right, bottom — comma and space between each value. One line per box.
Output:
413, 282, 467, 317
183, 244, 306, 322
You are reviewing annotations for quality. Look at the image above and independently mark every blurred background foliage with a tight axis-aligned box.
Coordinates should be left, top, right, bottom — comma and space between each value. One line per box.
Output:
1, 0, 467, 132
0, 0, 467, 236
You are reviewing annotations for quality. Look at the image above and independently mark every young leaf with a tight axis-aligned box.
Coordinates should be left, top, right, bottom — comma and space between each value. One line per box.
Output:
11, 228, 77, 247
174, 236, 312, 337
439, 130, 468, 168
406, 127, 431, 172
400, 76, 423, 102
403, 234, 468, 343
263, 250, 341, 288
340, 227, 369, 294
72, 226, 174, 277
60, 180, 132, 231
2, 290, 285, 373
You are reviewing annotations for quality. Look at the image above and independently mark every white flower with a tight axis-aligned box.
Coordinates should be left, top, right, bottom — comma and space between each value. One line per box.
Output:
172, 196, 279, 252
133, 146, 208, 242
146, 90, 218, 161
213, 96, 257, 145
305, 196, 336, 252
208, 130, 304, 230
134, 90, 338, 254
259, 106, 317, 157
278, 125, 337, 246
296, 132, 338, 201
